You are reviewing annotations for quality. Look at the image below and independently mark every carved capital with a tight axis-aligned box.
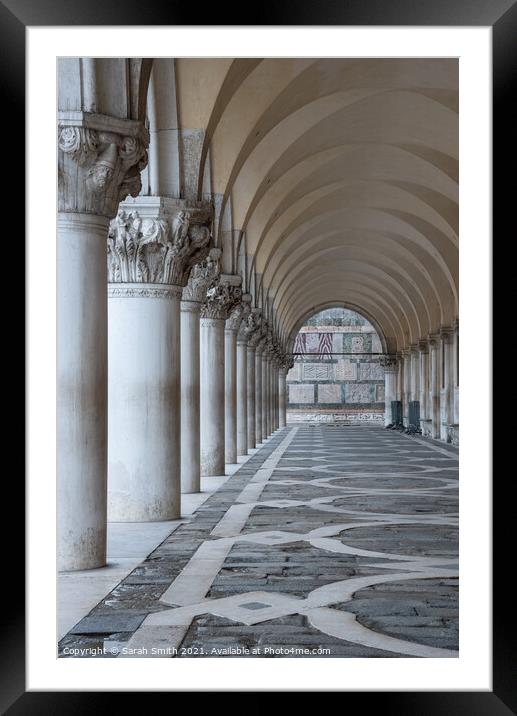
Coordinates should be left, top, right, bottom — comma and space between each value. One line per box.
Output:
230, 294, 252, 338
200, 275, 242, 320
107, 198, 212, 287
379, 355, 398, 370
418, 339, 429, 353
58, 112, 149, 218
182, 248, 221, 303
428, 333, 440, 349
246, 311, 265, 348
440, 325, 454, 343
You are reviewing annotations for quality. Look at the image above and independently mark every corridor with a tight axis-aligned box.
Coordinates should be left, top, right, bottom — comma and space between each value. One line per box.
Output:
59, 426, 458, 659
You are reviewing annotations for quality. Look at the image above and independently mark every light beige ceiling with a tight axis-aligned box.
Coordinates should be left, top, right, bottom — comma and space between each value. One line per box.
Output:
174, 58, 458, 352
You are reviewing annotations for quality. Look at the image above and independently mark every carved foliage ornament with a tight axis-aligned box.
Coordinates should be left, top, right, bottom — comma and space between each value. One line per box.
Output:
58, 124, 149, 218
107, 209, 211, 287
182, 250, 221, 303
201, 281, 243, 321
379, 356, 398, 370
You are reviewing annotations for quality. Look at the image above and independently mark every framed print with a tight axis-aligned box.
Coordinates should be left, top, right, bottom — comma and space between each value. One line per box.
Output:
11, 0, 512, 709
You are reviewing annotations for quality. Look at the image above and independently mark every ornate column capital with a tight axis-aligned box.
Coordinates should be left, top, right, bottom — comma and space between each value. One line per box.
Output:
107, 197, 213, 288
58, 111, 150, 218
200, 274, 242, 320
246, 311, 264, 349
379, 355, 398, 371
439, 325, 454, 343
418, 339, 429, 353
428, 333, 440, 349
182, 248, 221, 303
232, 294, 253, 340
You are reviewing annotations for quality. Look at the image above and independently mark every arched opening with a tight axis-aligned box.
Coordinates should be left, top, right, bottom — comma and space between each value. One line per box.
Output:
286, 307, 386, 424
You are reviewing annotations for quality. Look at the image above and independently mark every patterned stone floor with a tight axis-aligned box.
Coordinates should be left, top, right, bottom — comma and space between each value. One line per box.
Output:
58, 426, 458, 658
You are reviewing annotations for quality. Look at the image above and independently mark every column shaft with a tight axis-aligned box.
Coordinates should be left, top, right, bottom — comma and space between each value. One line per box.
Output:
58, 213, 109, 571
108, 284, 181, 521
225, 327, 238, 464
278, 368, 287, 428
247, 346, 256, 449
200, 318, 225, 476
262, 355, 268, 439
180, 300, 201, 493
429, 341, 440, 439
237, 339, 248, 456
255, 349, 263, 444
384, 369, 397, 426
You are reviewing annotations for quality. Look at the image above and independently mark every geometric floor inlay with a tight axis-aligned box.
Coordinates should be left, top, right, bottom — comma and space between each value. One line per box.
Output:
58, 425, 458, 658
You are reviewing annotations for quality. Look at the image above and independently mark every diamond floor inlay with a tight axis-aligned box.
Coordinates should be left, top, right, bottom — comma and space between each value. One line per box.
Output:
58, 425, 459, 658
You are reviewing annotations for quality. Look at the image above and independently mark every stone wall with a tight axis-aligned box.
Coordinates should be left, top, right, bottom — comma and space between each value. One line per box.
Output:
287, 308, 384, 423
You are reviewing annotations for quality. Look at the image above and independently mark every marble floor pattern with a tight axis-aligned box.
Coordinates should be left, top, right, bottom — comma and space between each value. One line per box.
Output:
58, 426, 459, 658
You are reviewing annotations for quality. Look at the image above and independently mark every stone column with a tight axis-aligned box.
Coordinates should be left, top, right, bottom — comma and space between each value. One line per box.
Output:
57, 116, 149, 570
278, 360, 290, 428
224, 292, 246, 465
409, 345, 420, 403
245, 312, 262, 450
418, 340, 429, 421
200, 276, 242, 476
428, 335, 440, 439
440, 326, 454, 441
180, 249, 221, 493
261, 347, 269, 439
272, 361, 279, 430
380, 357, 398, 426
235, 296, 253, 457
453, 318, 459, 425
255, 340, 265, 444
107, 200, 212, 521
402, 350, 411, 426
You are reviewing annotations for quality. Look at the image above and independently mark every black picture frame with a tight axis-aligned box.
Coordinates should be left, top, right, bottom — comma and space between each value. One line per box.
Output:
10, 0, 509, 710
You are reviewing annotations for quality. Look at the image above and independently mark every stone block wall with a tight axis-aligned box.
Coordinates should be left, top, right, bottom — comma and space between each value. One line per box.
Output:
287, 308, 384, 423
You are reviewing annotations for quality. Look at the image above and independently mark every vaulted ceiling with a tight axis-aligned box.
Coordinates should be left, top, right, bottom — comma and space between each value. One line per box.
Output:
173, 58, 458, 352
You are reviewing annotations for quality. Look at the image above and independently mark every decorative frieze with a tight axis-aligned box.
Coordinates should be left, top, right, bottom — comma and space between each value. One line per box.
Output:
200, 275, 242, 320
58, 112, 149, 218
107, 200, 212, 288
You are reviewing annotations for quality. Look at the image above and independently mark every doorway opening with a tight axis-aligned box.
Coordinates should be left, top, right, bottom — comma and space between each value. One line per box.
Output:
287, 308, 385, 425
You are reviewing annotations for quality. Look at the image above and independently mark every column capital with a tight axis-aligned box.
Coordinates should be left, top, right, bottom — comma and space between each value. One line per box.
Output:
182, 247, 221, 303
439, 325, 454, 343
107, 198, 213, 288
379, 355, 398, 371
58, 112, 150, 218
246, 311, 265, 348
418, 339, 429, 353
228, 293, 252, 334
428, 333, 440, 348
200, 274, 242, 320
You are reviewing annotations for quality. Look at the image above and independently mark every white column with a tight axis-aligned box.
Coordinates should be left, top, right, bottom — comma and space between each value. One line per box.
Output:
402, 350, 411, 426
57, 116, 149, 571
255, 344, 264, 444
381, 357, 398, 426
225, 297, 250, 463
200, 276, 242, 476
108, 284, 182, 520
273, 363, 279, 430
278, 366, 287, 428
247, 345, 257, 449
58, 213, 109, 571
410, 346, 419, 403
224, 325, 238, 464
180, 300, 201, 493
261, 352, 269, 439
200, 317, 225, 475
429, 335, 440, 439
237, 336, 248, 456
440, 326, 454, 441
453, 319, 459, 425
180, 249, 221, 493
107, 200, 212, 520
419, 340, 429, 421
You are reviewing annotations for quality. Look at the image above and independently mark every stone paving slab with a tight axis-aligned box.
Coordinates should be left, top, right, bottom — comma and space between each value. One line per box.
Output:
58, 426, 458, 658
